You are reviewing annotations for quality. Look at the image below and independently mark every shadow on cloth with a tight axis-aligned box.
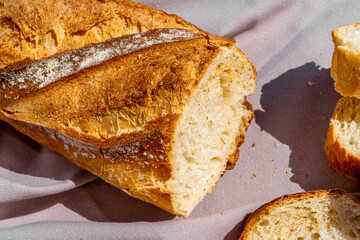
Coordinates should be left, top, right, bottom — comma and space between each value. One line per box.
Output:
224, 213, 251, 240
0, 121, 82, 181
254, 62, 359, 191
0, 122, 174, 222
0, 178, 174, 223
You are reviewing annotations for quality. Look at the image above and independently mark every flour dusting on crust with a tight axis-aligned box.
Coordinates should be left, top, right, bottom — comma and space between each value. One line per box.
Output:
0, 29, 204, 104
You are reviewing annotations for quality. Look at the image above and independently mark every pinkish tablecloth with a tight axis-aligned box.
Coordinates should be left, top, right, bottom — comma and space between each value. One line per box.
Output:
1, 0, 360, 239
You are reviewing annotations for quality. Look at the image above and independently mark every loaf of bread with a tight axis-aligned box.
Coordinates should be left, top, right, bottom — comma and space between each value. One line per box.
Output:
331, 24, 360, 98
0, 0, 256, 217
324, 97, 360, 180
240, 189, 360, 239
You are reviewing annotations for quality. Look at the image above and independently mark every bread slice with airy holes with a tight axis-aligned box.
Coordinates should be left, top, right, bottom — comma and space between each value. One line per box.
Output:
239, 189, 360, 240
325, 97, 360, 180
331, 24, 360, 98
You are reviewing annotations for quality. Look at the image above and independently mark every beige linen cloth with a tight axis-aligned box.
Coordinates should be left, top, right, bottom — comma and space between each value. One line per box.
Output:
1, 0, 359, 239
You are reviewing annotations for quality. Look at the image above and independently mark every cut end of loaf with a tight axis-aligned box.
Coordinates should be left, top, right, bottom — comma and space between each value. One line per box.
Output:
240, 189, 360, 240
168, 46, 255, 217
325, 97, 360, 179
333, 24, 360, 51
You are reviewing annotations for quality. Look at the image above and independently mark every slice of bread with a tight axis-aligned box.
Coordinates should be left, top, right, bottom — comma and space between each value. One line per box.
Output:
331, 24, 360, 97
240, 189, 360, 240
325, 97, 360, 180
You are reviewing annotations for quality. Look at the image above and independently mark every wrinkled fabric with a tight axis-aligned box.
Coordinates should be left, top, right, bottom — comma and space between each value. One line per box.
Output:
1, 0, 360, 239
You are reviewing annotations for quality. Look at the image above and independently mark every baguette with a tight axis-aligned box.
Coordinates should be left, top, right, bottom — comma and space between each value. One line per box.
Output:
324, 97, 360, 180
240, 189, 360, 239
331, 24, 360, 97
0, 1, 256, 217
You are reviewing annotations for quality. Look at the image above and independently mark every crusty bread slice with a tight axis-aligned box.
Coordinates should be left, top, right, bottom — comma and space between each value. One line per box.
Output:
240, 189, 360, 240
0, 29, 256, 217
331, 24, 360, 97
325, 97, 360, 180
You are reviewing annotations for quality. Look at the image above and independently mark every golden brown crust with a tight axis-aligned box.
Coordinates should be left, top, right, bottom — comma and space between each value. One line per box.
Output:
0, 0, 201, 69
102, 114, 181, 216
2, 35, 222, 143
0, 28, 207, 110
239, 189, 359, 239
331, 45, 360, 98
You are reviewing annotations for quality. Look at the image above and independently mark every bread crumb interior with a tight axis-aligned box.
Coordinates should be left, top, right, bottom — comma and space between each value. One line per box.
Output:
169, 47, 254, 216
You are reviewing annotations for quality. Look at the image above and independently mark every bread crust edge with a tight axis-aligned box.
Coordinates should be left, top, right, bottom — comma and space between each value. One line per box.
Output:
324, 101, 360, 180
239, 189, 359, 239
